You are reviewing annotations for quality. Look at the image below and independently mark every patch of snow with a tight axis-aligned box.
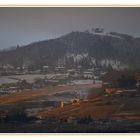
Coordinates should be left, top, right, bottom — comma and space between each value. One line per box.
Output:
100, 59, 128, 70
92, 32, 122, 39
0, 74, 58, 85
66, 53, 89, 62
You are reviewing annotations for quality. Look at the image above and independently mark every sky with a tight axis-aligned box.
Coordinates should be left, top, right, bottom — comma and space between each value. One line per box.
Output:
0, 7, 140, 49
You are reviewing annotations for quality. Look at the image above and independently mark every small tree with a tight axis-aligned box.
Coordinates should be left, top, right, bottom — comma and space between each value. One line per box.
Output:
117, 75, 136, 88
17, 79, 31, 89
6, 109, 29, 123
34, 78, 46, 88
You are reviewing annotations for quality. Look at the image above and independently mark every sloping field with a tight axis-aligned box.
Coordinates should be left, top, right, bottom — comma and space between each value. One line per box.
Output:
112, 102, 140, 120
36, 90, 140, 121
0, 84, 99, 104
37, 103, 119, 119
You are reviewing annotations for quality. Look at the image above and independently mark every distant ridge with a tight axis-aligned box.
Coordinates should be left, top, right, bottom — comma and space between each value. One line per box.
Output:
0, 30, 140, 70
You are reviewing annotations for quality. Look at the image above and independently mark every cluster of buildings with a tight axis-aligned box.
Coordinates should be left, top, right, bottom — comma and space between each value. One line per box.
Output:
0, 64, 29, 76
0, 59, 107, 77
0, 63, 106, 95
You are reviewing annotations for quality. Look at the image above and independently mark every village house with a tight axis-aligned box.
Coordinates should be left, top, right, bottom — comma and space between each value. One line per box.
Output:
42, 65, 49, 73
67, 69, 81, 79
0, 64, 15, 75
55, 66, 65, 73
83, 71, 93, 79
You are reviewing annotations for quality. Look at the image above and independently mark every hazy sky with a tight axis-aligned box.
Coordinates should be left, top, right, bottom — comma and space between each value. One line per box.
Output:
0, 7, 140, 49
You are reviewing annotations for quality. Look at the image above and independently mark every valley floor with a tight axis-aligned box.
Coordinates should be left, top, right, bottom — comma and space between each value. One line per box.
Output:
0, 83, 140, 133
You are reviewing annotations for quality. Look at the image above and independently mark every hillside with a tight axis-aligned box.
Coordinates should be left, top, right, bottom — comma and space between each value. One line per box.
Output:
0, 31, 140, 70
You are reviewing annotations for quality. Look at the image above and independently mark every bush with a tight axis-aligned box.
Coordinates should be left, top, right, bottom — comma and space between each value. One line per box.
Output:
117, 75, 136, 88
4, 110, 36, 123
77, 115, 93, 124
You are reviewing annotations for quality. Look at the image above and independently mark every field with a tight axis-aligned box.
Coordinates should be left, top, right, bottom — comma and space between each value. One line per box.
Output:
0, 83, 100, 104
0, 82, 140, 132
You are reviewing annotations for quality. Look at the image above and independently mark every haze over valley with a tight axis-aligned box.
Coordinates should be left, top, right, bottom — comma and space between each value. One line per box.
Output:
0, 7, 140, 133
